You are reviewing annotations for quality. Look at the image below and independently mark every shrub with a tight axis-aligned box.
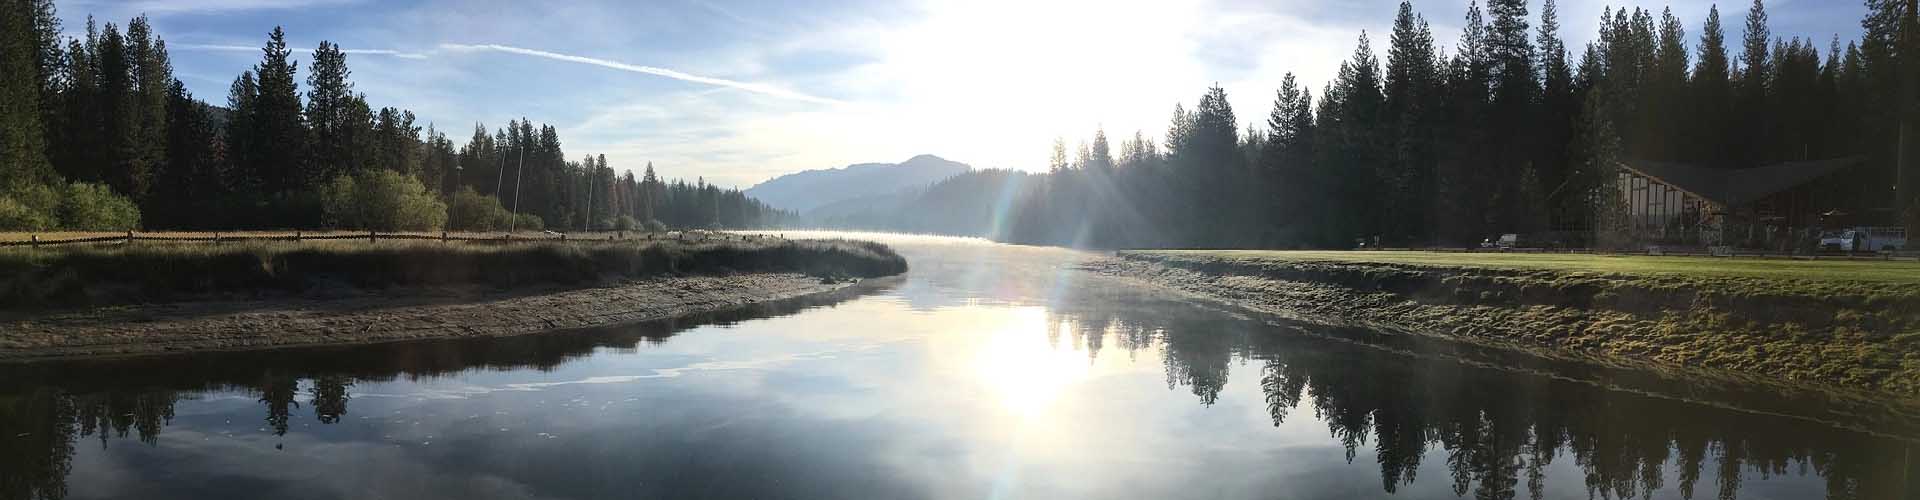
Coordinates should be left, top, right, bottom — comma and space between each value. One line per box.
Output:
612, 215, 638, 231
58, 182, 142, 230
317, 170, 448, 231
643, 219, 668, 232
513, 213, 544, 231
447, 187, 514, 231
0, 182, 141, 231
0, 184, 60, 231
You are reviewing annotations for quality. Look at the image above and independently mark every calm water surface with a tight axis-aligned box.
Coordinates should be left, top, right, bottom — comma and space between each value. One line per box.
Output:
2, 233, 1915, 500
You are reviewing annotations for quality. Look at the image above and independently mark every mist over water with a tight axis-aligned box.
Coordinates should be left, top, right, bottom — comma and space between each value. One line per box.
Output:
1, 233, 1913, 500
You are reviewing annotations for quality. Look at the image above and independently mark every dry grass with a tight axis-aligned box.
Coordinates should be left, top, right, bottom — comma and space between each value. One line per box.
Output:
1105, 250, 1920, 396
0, 238, 906, 310
1134, 250, 1920, 285
0, 230, 713, 242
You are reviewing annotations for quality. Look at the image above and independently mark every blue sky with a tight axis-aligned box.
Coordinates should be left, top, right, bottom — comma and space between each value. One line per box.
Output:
56, 0, 1865, 188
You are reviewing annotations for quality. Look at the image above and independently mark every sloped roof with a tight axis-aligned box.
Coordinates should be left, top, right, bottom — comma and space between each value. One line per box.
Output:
1617, 156, 1865, 206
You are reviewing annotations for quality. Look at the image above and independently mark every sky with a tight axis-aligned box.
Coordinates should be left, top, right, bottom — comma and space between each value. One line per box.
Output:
56, 0, 1866, 189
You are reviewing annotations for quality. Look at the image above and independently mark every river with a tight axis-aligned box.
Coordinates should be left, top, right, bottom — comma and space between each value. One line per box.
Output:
0, 232, 1913, 500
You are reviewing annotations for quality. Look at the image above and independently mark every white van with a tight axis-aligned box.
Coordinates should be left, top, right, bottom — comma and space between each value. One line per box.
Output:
1820, 227, 1907, 252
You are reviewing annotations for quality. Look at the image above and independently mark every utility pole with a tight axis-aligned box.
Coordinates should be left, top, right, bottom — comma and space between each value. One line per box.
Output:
453, 165, 463, 228
585, 165, 595, 232
509, 142, 526, 232
493, 130, 507, 197
1902, 0, 1919, 231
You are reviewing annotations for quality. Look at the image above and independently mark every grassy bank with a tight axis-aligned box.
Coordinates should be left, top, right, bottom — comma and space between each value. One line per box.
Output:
1097, 250, 1920, 397
0, 238, 906, 310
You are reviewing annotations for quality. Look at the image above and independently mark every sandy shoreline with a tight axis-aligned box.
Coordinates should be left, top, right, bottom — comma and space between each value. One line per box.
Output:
0, 273, 854, 361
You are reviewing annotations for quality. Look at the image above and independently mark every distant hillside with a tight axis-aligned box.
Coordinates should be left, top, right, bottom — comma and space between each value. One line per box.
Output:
744, 155, 972, 213
811, 169, 1039, 238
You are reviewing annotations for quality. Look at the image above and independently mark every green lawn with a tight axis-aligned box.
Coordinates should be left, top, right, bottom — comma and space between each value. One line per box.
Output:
1127, 250, 1920, 285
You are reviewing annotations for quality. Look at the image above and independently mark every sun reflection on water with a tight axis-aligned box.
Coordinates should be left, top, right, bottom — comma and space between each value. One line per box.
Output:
972, 307, 1094, 419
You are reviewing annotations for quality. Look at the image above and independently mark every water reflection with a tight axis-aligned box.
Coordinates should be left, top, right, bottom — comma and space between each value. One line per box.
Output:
1047, 289, 1919, 500
0, 237, 1915, 500
0, 282, 888, 500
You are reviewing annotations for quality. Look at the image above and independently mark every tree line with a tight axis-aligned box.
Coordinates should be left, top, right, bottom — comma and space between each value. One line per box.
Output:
837, 0, 1917, 249
0, 1, 793, 232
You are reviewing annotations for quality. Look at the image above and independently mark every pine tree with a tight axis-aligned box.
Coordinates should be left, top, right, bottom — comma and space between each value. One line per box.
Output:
1385, 2, 1441, 243
1321, 34, 1385, 245
225, 70, 258, 190
153, 80, 221, 227
0, 0, 56, 186
126, 16, 169, 201
372, 107, 419, 175
458, 123, 497, 195
1536, 0, 1578, 226
1165, 103, 1192, 157
1088, 127, 1113, 173
96, 21, 141, 197
1487, 0, 1535, 107
1433, 2, 1494, 243
249, 26, 308, 193
1735, 0, 1770, 166
1692, 4, 1733, 166
1264, 73, 1317, 246
306, 41, 358, 181
641, 162, 660, 223
1639, 8, 1688, 160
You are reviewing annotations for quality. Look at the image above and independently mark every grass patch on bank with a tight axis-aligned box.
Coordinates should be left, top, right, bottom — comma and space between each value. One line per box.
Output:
0, 238, 906, 310
1106, 250, 1920, 395
1131, 250, 1920, 285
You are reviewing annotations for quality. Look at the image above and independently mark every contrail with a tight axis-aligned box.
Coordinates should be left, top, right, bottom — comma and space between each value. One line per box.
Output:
174, 43, 430, 59
439, 43, 841, 105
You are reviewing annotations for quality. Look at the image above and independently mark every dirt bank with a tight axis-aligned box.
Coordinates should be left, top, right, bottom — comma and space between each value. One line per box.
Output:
1090, 251, 1920, 398
0, 273, 870, 361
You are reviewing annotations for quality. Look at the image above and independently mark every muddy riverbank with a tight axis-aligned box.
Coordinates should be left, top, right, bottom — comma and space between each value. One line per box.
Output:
0, 273, 882, 360
1091, 251, 1920, 398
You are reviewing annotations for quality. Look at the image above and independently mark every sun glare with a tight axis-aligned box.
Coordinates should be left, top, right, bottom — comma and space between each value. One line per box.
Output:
972, 308, 1094, 418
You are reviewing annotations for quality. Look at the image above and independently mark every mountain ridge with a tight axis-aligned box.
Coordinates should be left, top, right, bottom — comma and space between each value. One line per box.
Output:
744, 155, 972, 214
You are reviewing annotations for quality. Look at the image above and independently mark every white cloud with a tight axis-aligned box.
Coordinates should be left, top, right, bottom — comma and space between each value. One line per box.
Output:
70, 0, 363, 15
174, 43, 430, 59
437, 43, 845, 105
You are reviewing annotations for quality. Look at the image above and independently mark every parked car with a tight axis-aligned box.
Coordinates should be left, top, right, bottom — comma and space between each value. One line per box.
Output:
1480, 233, 1520, 249
1819, 226, 1907, 252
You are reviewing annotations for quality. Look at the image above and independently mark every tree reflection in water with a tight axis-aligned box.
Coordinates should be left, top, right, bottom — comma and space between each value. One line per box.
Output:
1051, 292, 1917, 500
0, 279, 1914, 500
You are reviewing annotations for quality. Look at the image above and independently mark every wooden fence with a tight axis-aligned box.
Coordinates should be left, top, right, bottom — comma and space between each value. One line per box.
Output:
0, 230, 785, 249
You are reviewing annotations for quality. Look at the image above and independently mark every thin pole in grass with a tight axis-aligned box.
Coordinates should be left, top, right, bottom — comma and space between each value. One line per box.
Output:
509, 140, 526, 233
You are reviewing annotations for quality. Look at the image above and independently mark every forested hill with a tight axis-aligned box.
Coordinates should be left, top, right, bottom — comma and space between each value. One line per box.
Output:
744, 155, 972, 213
0, 3, 793, 232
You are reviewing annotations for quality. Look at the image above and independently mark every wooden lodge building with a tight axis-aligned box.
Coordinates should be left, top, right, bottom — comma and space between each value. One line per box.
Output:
1612, 156, 1866, 249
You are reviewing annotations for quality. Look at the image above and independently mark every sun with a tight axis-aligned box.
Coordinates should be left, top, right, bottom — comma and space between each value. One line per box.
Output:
972, 308, 1094, 418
